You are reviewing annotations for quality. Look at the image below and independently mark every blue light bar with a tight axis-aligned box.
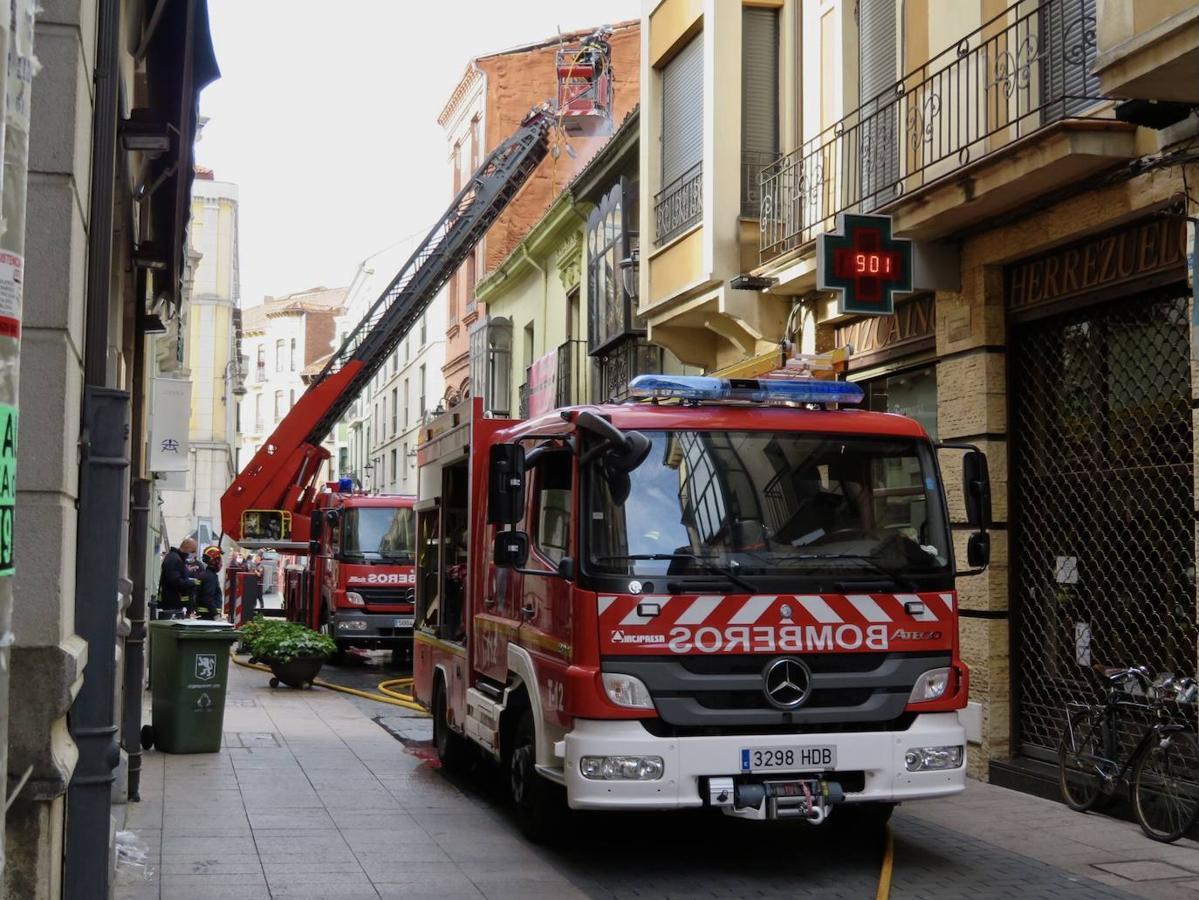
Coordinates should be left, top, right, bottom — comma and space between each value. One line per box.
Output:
628, 374, 864, 405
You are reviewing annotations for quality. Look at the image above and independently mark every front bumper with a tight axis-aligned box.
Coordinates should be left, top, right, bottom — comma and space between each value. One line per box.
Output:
562, 712, 965, 811
331, 611, 413, 646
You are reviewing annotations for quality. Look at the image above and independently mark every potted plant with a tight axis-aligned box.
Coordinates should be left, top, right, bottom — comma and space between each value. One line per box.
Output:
245, 620, 336, 689
237, 614, 269, 657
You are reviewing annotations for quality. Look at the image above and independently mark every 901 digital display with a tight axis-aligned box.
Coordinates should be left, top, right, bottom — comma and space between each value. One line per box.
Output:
816, 213, 913, 316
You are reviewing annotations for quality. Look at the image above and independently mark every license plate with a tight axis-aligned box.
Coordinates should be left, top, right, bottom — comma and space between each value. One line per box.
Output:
740, 746, 836, 772
392, 617, 414, 629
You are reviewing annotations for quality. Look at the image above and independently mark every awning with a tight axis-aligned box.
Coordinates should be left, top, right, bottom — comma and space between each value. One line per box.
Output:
141, 0, 220, 314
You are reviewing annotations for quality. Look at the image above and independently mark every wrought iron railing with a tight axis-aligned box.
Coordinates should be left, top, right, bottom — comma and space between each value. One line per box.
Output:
555, 339, 591, 407
654, 162, 702, 244
594, 337, 665, 403
760, 0, 1102, 263
741, 151, 777, 218
517, 381, 530, 419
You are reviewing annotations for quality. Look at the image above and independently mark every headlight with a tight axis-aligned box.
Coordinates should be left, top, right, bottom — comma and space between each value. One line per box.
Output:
905, 745, 964, 772
345, 591, 365, 606
909, 667, 950, 703
580, 755, 664, 780
337, 619, 368, 631
601, 672, 654, 709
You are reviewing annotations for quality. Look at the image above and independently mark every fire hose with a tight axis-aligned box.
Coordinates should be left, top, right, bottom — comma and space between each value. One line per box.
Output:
229, 651, 428, 714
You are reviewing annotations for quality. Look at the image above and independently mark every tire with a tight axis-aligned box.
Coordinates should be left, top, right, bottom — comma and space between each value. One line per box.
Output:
269, 677, 280, 688
1132, 728, 1199, 843
139, 724, 155, 751
506, 707, 566, 843
391, 643, 413, 671
1059, 708, 1109, 812
432, 678, 472, 774
829, 801, 895, 833
320, 620, 348, 665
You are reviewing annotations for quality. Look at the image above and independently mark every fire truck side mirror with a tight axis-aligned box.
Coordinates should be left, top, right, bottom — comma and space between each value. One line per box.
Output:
967, 531, 990, 568
963, 450, 991, 528
488, 443, 527, 525
493, 531, 529, 568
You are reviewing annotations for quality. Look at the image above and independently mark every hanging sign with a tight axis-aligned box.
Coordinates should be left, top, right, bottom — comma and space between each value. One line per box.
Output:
526, 347, 560, 419
150, 378, 191, 472
817, 213, 913, 316
0, 404, 16, 575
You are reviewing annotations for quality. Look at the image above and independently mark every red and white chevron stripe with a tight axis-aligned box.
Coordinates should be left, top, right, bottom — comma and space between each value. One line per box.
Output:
596, 592, 956, 655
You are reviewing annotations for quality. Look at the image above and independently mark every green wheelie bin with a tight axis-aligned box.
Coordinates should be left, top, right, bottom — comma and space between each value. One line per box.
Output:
142, 620, 240, 753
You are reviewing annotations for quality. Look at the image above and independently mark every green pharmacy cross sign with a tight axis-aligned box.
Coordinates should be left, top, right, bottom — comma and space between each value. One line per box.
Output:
817, 213, 913, 316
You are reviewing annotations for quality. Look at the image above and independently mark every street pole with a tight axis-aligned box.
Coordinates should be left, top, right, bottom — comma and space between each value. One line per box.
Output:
0, 0, 28, 892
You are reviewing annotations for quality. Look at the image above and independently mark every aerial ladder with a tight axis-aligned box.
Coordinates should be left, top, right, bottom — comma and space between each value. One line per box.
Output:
221, 32, 614, 548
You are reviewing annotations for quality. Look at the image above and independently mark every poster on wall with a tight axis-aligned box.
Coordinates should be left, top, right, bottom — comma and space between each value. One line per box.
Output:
526, 348, 560, 419
150, 378, 191, 472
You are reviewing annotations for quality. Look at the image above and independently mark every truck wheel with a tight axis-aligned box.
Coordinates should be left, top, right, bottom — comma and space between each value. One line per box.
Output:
433, 679, 471, 773
139, 725, 155, 751
320, 621, 347, 665
507, 708, 566, 843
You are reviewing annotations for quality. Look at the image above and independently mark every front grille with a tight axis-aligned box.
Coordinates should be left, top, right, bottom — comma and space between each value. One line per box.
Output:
357, 587, 415, 606
643, 714, 917, 739
604, 652, 947, 731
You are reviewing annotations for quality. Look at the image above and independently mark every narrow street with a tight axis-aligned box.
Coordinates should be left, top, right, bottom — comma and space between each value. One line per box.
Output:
115, 662, 1199, 900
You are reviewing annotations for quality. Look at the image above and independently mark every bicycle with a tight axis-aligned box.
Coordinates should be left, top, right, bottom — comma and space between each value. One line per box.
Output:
1058, 665, 1199, 843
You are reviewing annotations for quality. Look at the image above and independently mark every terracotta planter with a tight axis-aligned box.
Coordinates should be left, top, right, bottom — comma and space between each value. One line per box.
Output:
267, 655, 324, 689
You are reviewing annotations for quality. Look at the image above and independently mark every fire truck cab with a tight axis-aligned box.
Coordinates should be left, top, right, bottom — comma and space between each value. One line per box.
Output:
413, 375, 990, 837
292, 488, 417, 655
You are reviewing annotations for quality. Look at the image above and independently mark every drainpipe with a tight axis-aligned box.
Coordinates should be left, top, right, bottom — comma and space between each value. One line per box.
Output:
65, 0, 127, 892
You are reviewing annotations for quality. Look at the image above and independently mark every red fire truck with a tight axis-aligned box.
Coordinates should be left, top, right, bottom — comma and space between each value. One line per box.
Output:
281, 488, 417, 658
412, 374, 991, 837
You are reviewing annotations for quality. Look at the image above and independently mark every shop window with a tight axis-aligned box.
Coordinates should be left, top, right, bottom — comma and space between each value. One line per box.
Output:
862, 365, 938, 440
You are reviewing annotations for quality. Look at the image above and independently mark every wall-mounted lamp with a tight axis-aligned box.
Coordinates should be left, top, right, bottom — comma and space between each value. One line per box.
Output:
119, 111, 173, 155
133, 242, 169, 271
619, 247, 639, 303
141, 313, 167, 334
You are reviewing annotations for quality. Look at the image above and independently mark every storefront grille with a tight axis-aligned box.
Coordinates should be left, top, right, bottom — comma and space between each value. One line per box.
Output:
1011, 289, 1197, 759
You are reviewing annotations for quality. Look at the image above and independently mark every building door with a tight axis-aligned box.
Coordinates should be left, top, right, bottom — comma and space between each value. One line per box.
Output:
1010, 288, 1196, 760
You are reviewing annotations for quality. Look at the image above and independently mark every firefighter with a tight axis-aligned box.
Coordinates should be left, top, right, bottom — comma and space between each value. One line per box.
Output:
194, 546, 224, 621
158, 537, 198, 618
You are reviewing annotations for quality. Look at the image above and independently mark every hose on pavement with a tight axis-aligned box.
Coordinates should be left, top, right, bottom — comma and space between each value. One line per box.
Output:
229, 651, 428, 714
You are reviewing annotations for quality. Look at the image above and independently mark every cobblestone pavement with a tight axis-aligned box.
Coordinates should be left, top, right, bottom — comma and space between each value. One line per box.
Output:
115, 662, 1196, 899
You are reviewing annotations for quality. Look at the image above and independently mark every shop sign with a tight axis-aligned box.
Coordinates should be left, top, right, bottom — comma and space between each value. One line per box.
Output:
817, 213, 913, 316
1007, 219, 1185, 312
834, 294, 935, 363
150, 378, 191, 472
526, 347, 559, 418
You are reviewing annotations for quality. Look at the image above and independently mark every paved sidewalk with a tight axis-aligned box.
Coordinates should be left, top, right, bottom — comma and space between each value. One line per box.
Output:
900, 779, 1199, 898
116, 662, 1198, 899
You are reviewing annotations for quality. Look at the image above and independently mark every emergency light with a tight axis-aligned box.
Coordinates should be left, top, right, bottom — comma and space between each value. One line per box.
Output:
628, 374, 864, 406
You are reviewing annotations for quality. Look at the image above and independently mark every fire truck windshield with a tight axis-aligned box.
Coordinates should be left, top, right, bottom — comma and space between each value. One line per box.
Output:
340, 507, 415, 562
587, 430, 950, 584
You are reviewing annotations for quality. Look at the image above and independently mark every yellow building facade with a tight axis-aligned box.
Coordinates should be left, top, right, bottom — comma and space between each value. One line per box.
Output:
640, 0, 1199, 788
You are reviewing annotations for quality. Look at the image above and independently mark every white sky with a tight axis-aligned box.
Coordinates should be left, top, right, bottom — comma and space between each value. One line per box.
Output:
197, 0, 642, 311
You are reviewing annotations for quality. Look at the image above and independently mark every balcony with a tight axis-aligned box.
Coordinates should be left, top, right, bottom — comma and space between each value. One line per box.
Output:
517, 377, 530, 420
254, 364, 267, 383
594, 338, 665, 403
741, 151, 777, 219
555, 339, 591, 407
761, 0, 1133, 264
654, 162, 702, 244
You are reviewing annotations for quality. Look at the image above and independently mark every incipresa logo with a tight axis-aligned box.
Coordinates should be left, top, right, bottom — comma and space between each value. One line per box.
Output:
347, 573, 415, 585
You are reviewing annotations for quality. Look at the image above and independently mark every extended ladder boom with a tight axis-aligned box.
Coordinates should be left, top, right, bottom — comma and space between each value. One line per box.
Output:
222, 109, 553, 542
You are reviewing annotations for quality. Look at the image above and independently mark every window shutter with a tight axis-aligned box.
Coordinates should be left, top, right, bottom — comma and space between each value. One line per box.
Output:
858, 0, 898, 210
661, 34, 704, 186
741, 8, 779, 159
1041, 0, 1098, 119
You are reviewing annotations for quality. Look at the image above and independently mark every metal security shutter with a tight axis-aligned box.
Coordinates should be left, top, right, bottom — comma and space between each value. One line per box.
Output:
742, 7, 779, 215
1041, 0, 1099, 120
661, 34, 703, 186
858, 0, 898, 211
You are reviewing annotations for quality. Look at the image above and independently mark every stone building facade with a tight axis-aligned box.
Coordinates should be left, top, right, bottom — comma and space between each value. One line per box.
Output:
640, 0, 1199, 790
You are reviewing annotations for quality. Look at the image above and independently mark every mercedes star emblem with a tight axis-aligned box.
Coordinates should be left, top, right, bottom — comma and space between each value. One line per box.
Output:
762, 656, 813, 710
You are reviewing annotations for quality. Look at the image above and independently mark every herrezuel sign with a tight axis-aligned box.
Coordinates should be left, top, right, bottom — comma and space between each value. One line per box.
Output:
817, 213, 913, 316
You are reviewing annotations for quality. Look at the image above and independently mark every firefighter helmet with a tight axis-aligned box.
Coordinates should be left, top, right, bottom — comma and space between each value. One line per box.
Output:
202, 546, 222, 568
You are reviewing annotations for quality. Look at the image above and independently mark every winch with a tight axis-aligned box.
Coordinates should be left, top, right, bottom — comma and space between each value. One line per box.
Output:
707, 776, 846, 822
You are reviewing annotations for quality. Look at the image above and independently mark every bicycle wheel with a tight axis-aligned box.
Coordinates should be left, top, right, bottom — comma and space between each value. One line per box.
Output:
1133, 728, 1199, 843
1059, 708, 1107, 811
